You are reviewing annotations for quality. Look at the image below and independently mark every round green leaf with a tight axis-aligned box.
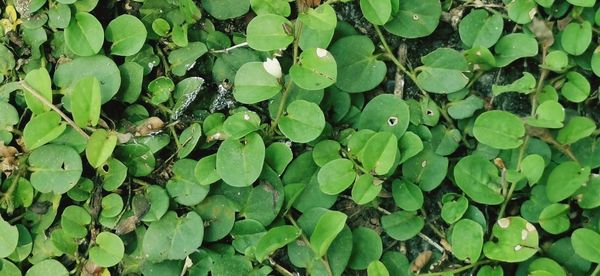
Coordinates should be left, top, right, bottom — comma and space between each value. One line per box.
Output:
201, 0, 250, 20
318, 158, 356, 195
473, 110, 525, 149
54, 55, 121, 104
571, 228, 600, 263
60, 205, 91, 238
402, 146, 448, 191
25, 259, 68, 276
384, 0, 441, 38
0, 216, 18, 258
250, 0, 290, 16
367, 260, 390, 276
143, 211, 204, 262
233, 62, 281, 104
195, 195, 235, 242
483, 217, 539, 262
64, 12, 104, 56
330, 35, 386, 93
166, 159, 209, 206
23, 67, 53, 114
114, 144, 155, 177
381, 211, 424, 242
539, 203, 570, 234
178, 123, 202, 158
416, 48, 469, 94
349, 227, 383, 270
358, 94, 410, 138
89, 232, 124, 267
451, 219, 483, 262
310, 210, 347, 258
223, 111, 260, 139
360, 0, 392, 25
561, 21, 592, 56
441, 194, 469, 224
351, 174, 382, 205
546, 161, 590, 202
71, 76, 101, 127
255, 225, 301, 262
279, 100, 325, 143
23, 111, 67, 150
561, 71, 590, 103
216, 133, 265, 187
459, 9, 504, 48
392, 179, 423, 211
494, 33, 539, 67
557, 116, 596, 145
454, 154, 504, 205
246, 14, 293, 51
358, 132, 397, 175
506, 0, 537, 24
312, 140, 341, 167
86, 129, 117, 168
28, 144, 83, 194
194, 154, 220, 186
105, 14, 147, 56
100, 193, 124, 218
290, 48, 337, 90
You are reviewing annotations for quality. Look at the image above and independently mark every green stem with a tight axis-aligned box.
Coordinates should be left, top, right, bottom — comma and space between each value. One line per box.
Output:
591, 264, 600, 276
497, 135, 530, 220
169, 125, 182, 151
19, 81, 89, 139
155, 45, 171, 78
419, 259, 493, 276
286, 213, 333, 276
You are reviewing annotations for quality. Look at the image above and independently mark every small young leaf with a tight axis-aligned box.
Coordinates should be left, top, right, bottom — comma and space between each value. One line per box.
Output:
71, 76, 101, 127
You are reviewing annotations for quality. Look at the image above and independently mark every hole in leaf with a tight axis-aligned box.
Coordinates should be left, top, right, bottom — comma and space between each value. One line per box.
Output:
388, 116, 398, 126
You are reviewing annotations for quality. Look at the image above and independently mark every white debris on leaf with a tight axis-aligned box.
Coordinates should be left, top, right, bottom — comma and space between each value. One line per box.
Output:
316, 48, 328, 58
525, 222, 536, 232
263, 57, 282, 78
497, 218, 510, 228
521, 229, 528, 240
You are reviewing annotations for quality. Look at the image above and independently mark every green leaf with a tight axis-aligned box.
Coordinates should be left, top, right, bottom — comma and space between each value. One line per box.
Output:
168, 42, 208, 77
473, 110, 525, 149
0, 216, 18, 258
459, 9, 504, 48
351, 174, 382, 205
526, 100, 565, 129
441, 194, 469, 224
201, 0, 250, 20
360, 0, 392, 25
561, 21, 592, 56
318, 159, 356, 195
60, 205, 91, 239
166, 159, 209, 206
71, 76, 101, 127
520, 154, 545, 185
216, 132, 265, 187
561, 72, 590, 103
255, 225, 301, 262
290, 48, 337, 90
250, 0, 291, 16
528, 258, 567, 276
299, 4, 337, 31
367, 260, 390, 276
105, 15, 147, 56
234, 62, 282, 104
89, 232, 124, 267
279, 100, 326, 143
223, 111, 261, 139
23, 67, 52, 114
246, 14, 294, 51
543, 50, 569, 72
117, 62, 144, 103
64, 12, 104, 56
384, 0, 441, 38
312, 140, 341, 167
54, 55, 121, 104
330, 35, 387, 93
557, 116, 596, 145
483, 217, 539, 262
28, 144, 83, 194
494, 33, 539, 67
454, 154, 504, 205
402, 145, 448, 191
567, 0, 595, 6
114, 144, 155, 177
310, 210, 347, 257
571, 228, 600, 263
392, 179, 423, 211
143, 211, 204, 262
539, 204, 570, 234
492, 72, 536, 96
178, 123, 202, 158
265, 142, 294, 174
195, 195, 236, 242
194, 154, 220, 186
23, 111, 67, 150
452, 219, 483, 262
349, 227, 383, 270
25, 259, 68, 276
0, 102, 18, 129
358, 94, 410, 138
381, 211, 424, 241
416, 48, 469, 94
358, 132, 397, 175
546, 161, 590, 202
506, 0, 536, 24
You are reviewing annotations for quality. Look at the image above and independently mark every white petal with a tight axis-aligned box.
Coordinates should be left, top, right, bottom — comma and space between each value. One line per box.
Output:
263, 58, 282, 78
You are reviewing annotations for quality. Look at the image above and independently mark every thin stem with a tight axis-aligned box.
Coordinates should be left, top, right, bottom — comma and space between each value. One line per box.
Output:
591, 264, 600, 276
210, 42, 249, 54
268, 257, 295, 276
169, 125, 182, 151
419, 259, 493, 276
420, 209, 446, 239
530, 69, 549, 116
155, 45, 171, 78
286, 213, 333, 276
19, 81, 89, 139
498, 136, 530, 220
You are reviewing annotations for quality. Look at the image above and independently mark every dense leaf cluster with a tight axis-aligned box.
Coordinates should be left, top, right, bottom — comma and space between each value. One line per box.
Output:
0, 0, 600, 275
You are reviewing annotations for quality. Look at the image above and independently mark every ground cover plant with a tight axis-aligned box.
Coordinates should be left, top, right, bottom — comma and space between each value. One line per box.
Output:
0, 0, 600, 275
